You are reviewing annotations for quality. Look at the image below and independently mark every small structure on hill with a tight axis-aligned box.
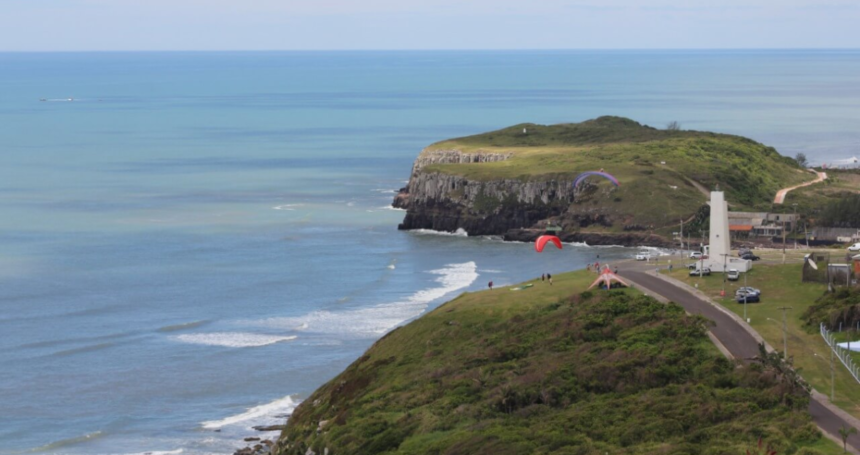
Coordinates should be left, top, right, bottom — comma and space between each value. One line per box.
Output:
828, 264, 854, 288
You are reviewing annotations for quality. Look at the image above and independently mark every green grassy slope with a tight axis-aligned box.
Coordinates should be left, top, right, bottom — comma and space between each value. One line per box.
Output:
420, 117, 810, 232
278, 270, 835, 455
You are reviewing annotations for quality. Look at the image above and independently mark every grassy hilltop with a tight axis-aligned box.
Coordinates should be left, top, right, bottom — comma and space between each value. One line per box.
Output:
417, 117, 812, 236
277, 271, 837, 455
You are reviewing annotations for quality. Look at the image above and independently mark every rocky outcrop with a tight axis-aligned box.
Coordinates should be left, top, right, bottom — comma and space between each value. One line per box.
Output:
394, 148, 629, 237
395, 171, 581, 235
411, 148, 513, 173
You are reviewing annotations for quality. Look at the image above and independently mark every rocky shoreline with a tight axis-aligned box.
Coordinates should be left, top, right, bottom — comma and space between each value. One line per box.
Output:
502, 228, 676, 248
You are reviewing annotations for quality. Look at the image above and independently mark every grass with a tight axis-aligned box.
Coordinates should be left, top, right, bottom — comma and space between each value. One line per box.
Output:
277, 269, 844, 455
415, 117, 812, 236
664, 262, 860, 420
780, 169, 860, 225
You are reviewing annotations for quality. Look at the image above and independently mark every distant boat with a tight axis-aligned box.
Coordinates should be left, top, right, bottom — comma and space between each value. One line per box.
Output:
39, 98, 46, 102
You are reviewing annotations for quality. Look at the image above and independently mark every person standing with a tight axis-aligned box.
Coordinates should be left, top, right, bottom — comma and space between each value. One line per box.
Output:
488, 281, 493, 290
541, 273, 546, 282
547, 273, 553, 285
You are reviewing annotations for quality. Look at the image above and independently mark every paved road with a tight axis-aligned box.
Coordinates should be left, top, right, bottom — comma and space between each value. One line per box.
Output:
619, 269, 859, 451
774, 170, 827, 204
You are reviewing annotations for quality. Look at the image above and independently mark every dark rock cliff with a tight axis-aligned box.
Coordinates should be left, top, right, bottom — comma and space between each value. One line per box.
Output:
393, 148, 672, 246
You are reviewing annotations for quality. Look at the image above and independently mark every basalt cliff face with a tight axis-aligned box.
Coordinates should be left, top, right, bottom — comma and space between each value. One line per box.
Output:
392, 149, 655, 244
393, 149, 579, 236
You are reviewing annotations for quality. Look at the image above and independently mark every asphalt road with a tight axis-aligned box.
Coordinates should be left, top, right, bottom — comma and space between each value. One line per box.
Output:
619, 269, 859, 451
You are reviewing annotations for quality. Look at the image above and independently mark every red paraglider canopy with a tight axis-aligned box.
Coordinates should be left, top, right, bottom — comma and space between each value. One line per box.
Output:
535, 235, 563, 253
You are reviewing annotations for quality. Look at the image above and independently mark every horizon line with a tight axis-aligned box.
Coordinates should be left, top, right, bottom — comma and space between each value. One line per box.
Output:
2, 47, 860, 54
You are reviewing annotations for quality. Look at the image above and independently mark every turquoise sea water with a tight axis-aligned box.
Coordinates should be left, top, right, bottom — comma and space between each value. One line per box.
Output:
1, 51, 859, 454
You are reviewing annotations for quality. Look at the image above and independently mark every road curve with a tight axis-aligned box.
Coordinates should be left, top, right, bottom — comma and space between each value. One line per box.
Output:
619, 269, 859, 451
774, 170, 827, 204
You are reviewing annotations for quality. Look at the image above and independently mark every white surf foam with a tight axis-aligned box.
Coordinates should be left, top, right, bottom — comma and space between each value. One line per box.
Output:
636, 246, 673, 256
256, 262, 478, 337
174, 333, 297, 348
411, 228, 468, 237
273, 204, 304, 211
126, 450, 184, 455
201, 395, 300, 430
379, 205, 406, 212
372, 188, 399, 194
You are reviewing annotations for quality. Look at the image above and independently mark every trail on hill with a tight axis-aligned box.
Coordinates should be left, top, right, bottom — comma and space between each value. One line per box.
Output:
774, 170, 828, 204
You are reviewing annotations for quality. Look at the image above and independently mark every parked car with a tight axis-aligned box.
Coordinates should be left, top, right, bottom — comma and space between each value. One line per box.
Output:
690, 267, 711, 276
849, 243, 860, 252
686, 262, 699, 270
736, 292, 760, 303
690, 252, 703, 260
741, 253, 760, 261
635, 252, 651, 261
735, 287, 761, 297
738, 248, 752, 257
727, 269, 740, 281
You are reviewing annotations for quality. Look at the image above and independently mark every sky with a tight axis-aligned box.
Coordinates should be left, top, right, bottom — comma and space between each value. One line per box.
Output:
2, 0, 859, 51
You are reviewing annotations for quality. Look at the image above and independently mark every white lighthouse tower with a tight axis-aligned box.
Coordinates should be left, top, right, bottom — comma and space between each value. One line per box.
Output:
706, 190, 751, 273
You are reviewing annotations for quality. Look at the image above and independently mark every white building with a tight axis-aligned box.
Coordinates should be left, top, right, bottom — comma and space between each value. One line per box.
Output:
706, 191, 752, 273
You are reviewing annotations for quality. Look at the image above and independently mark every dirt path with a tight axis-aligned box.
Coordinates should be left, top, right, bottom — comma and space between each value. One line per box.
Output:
774, 170, 828, 204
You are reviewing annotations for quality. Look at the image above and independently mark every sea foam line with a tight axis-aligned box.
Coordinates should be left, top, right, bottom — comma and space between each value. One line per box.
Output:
201, 395, 300, 430
410, 228, 468, 237
174, 333, 297, 348
254, 262, 478, 337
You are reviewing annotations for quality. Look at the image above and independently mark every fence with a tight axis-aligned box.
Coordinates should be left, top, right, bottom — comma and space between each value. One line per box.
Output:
820, 322, 860, 384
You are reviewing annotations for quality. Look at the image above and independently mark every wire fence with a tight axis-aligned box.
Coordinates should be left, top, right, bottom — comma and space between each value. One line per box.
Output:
820, 322, 860, 384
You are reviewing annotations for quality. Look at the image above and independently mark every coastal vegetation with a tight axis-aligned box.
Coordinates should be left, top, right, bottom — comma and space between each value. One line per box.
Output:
803, 287, 860, 333
664, 262, 860, 419
782, 171, 860, 229
277, 270, 836, 454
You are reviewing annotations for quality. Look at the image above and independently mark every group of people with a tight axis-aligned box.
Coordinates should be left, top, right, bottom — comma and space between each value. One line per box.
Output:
541, 273, 553, 285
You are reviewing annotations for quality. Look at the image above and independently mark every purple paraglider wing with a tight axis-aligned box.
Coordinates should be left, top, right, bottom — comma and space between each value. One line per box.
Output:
573, 171, 619, 189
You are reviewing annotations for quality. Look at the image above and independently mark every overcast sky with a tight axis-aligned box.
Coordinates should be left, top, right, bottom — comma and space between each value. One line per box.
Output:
3, 0, 859, 51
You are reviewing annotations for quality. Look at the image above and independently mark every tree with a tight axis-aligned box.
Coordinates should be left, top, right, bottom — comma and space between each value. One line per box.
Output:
839, 425, 857, 453
795, 152, 809, 168
666, 121, 681, 131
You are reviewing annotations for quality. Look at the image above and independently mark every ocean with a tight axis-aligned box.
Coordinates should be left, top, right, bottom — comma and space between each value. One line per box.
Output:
1, 50, 858, 454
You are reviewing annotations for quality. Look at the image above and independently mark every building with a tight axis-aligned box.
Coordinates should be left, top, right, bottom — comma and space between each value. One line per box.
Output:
811, 227, 860, 243
727, 211, 797, 239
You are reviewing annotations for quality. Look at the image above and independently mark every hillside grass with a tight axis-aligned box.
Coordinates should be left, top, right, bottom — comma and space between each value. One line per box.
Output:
664, 263, 860, 419
785, 170, 860, 227
278, 269, 840, 455
424, 117, 807, 210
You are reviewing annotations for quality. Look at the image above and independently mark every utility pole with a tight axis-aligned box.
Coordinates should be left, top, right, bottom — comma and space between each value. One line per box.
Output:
743, 272, 748, 322
721, 253, 729, 296
680, 218, 684, 250
831, 345, 835, 401
782, 219, 787, 264
792, 203, 798, 236
778, 306, 793, 359
700, 229, 707, 280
